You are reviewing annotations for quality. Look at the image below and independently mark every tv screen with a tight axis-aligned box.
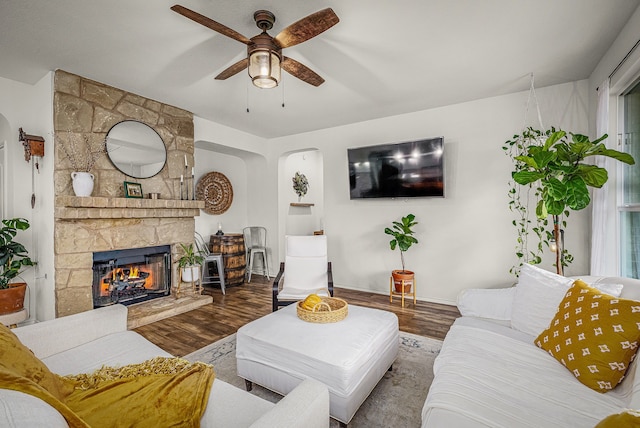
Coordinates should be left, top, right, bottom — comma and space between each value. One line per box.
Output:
348, 137, 444, 199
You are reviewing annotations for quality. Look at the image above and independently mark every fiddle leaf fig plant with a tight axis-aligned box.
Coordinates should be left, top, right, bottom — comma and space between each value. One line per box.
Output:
504, 127, 635, 275
0, 218, 35, 289
512, 130, 634, 215
384, 214, 418, 273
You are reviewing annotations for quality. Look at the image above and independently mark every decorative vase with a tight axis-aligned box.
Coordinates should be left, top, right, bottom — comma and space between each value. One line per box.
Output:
71, 172, 95, 197
391, 270, 414, 293
0, 282, 27, 315
181, 265, 200, 283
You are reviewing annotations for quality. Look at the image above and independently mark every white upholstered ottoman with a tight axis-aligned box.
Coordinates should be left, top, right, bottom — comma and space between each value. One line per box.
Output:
236, 304, 399, 426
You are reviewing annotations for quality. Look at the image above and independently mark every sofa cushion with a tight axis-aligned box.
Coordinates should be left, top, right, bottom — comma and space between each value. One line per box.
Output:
535, 280, 640, 392
423, 318, 625, 427
0, 389, 69, 428
457, 287, 515, 320
42, 331, 172, 376
511, 264, 623, 337
0, 323, 71, 401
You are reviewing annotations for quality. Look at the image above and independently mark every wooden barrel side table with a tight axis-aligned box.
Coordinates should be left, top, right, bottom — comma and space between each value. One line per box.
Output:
209, 234, 246, 287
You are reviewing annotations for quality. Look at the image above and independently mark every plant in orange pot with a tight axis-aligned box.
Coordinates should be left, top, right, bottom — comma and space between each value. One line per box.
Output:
384, 214, 418, 293
0, 218, 35, 315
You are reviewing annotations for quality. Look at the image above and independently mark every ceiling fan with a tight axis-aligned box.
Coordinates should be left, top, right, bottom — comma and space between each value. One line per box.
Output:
170, 5, 339, 89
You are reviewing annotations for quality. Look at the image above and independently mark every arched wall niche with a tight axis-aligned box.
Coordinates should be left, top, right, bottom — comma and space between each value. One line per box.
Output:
277, 148, 324, 261
194, 140, 278, 274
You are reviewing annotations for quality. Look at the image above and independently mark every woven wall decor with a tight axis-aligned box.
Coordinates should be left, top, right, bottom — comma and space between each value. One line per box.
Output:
196, 171, 233, 215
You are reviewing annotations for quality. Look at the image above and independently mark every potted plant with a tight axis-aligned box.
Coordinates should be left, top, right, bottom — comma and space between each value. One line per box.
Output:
0, 218, 35, 315
384, 214, 418, 292
292, 171, 309, 202
177, 242, 204, 283
505, 127, 635, 275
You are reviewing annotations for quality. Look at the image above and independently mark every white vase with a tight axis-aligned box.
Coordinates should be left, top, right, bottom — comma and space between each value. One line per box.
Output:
71, 172, 94, 197
181, 265, 200, 283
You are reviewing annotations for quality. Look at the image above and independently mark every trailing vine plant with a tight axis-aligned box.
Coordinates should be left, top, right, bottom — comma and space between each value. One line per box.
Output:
503, 127, 550, 275
504, 127, 635, 276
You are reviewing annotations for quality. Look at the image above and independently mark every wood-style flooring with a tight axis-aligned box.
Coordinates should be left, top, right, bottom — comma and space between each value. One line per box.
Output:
134, 275, 461, 357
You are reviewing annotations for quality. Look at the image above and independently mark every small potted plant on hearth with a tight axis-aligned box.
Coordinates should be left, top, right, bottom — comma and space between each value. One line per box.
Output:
384, 213, 418, 293
0, 218, 35, 315
177, 242, 204, 283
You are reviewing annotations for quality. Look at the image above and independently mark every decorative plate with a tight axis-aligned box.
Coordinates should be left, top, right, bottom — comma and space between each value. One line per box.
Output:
196, 171, 233, 215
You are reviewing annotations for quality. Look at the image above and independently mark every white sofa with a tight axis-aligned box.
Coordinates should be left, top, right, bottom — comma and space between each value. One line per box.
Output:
422, 268, 640, 428
0, 304, 330, 427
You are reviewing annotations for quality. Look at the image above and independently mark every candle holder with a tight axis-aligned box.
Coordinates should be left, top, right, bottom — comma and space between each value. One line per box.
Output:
184, 166, 190, 200
192, 167, 196, 201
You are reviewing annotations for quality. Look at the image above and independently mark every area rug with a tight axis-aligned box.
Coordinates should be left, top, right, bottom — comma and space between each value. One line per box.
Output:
184, 332, 442, 427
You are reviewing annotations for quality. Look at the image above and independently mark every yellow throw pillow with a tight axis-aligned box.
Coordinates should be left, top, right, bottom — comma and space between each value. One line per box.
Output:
595, 409, 640, 427
534, 280, 640, 393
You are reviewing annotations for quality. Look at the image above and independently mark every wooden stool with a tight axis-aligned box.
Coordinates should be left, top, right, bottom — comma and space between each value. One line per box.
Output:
389, 277, 416, 308
0, 308, 28, 328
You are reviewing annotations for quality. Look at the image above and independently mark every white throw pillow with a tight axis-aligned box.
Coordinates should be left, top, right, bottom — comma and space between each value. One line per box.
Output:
457, 287, 516, 320
510, 264, 623, 337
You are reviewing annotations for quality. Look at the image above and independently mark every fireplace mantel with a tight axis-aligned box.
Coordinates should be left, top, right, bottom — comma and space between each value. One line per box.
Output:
55, 196, 204, 219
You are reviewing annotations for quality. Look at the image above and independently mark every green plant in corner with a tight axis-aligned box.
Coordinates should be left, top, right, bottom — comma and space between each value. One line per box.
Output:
0, 218, 35, 289
504, 127, 635, 275
177, 243, 204, 269
384, 213, 418, 273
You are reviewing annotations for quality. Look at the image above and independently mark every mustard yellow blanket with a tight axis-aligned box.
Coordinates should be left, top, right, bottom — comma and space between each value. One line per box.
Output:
0, 323, 214, 427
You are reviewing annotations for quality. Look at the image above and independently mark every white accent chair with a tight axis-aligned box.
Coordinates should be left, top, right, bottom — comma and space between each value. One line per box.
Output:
272, 235, 333, 311
243, 226, 270, 282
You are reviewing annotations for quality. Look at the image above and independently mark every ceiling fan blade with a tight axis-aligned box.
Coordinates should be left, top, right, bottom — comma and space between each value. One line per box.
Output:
281, 57, 325, 87
274, 8, 339, 49
171, 5, 251, 45
215, 58, 249, 80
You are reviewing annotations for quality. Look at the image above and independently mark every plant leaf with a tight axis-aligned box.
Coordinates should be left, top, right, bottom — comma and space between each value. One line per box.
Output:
578, 165, 608, 188
545, 197, 565, 216
565, 177, 590, 210
543, 131, 566, 150
532, 151, 556, 169
544, 177, 567, 200
513, 171, 544, 185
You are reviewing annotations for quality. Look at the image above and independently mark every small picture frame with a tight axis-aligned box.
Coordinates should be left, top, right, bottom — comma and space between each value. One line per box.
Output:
124, 181, 143, 198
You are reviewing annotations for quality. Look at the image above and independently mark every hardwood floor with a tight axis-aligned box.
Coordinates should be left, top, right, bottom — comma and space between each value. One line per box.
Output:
133, 276, 461, 357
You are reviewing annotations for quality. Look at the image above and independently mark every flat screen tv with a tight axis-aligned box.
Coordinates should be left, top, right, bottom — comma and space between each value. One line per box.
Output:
348, 137, 444, 199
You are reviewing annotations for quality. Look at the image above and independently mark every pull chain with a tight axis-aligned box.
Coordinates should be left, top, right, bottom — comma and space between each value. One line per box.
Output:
281, 77, 285, 108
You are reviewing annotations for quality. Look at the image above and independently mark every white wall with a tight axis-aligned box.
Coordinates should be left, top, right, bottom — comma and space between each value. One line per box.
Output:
0, 73, 56, 321
267, 80, 591, 304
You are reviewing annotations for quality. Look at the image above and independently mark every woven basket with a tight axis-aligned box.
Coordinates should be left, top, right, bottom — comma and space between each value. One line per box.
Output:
296, 297, 348, 323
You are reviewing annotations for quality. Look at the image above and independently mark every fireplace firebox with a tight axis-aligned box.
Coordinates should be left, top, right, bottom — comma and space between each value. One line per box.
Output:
92, 245, 171, 308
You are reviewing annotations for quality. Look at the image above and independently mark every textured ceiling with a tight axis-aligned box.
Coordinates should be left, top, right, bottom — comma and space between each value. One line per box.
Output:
1, 0, 639, 138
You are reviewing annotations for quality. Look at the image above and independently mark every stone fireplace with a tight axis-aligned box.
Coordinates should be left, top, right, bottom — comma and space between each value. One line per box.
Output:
53, 70, 206, 318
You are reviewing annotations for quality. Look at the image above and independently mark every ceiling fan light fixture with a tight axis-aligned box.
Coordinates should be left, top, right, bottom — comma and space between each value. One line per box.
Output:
248, 49, 281, 89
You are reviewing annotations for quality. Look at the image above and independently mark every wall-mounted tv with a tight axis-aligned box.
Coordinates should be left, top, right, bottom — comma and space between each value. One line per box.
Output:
348, 137, 444, 199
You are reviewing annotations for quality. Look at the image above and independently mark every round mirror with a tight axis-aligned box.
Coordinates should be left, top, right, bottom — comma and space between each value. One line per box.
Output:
105, 120, 166, 178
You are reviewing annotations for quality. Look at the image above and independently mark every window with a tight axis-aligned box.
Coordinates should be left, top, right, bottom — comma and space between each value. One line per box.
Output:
620, 79, 640, 278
